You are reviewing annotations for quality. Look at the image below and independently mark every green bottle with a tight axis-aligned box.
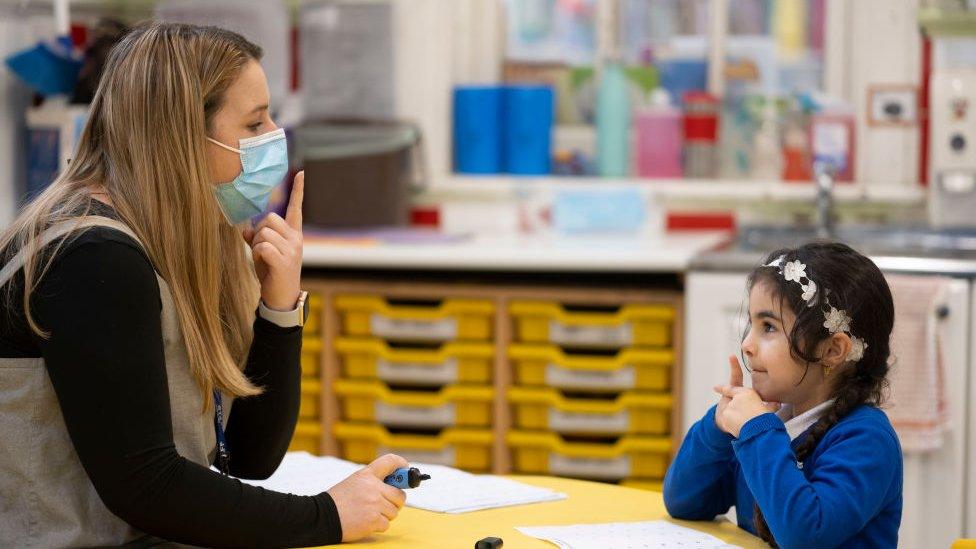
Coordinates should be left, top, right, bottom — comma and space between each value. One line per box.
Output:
596, 60, 631, 177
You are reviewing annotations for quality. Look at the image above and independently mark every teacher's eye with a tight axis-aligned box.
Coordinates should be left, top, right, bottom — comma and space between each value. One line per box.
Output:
247, 122, 262, 132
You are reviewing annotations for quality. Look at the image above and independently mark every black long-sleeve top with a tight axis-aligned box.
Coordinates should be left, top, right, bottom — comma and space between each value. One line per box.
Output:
0, 204, 342, 548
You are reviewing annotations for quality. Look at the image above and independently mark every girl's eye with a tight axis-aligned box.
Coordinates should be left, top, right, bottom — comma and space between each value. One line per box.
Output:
247, 122, 262, 132
763, 321, 776, 333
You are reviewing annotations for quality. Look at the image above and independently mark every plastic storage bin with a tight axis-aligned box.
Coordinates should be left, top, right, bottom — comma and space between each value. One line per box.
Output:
334, 380, 493, 428
304, 293, 323, 334
509, 344, 673, 392
510, 301, 674, 348
301, 337, 323, 377
288, 421, 322, 454
336, 338, 493, 386
336, 296, 494, 342
299, 379, 322, 420
507, 387, 673, 435
334, 423, 493, 471
507, 431, 672, 481
292, 120, 425, 228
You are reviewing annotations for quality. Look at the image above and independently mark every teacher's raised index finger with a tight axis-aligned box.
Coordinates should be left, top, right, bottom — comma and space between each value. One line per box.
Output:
286, 171, 304, 231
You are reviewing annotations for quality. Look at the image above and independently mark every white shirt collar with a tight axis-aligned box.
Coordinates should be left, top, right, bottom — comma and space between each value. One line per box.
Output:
776, 399, 835, 441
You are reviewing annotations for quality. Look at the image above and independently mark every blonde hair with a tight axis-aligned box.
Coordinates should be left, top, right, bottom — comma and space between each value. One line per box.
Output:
0, 22, 267, 407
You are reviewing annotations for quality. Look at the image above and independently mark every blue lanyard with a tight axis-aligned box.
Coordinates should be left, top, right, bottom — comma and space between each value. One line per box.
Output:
213, 390, 230, 474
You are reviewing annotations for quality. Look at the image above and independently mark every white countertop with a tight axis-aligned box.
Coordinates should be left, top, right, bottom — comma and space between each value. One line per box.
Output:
302, 231, 730, 273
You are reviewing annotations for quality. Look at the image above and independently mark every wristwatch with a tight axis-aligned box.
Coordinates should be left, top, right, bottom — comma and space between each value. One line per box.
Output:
258, 290, 310, 328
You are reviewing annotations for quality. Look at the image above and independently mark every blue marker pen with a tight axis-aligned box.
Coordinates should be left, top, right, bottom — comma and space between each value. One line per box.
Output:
383, 467, 430, 489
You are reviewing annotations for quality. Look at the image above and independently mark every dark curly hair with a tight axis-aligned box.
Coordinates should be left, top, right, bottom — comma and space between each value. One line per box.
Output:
743, 242, 894, 546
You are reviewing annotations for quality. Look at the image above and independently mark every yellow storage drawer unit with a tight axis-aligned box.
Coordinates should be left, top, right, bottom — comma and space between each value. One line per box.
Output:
301, 337, 323, 378
299, 379, 322, 420
507, 431, 672, 481
304, 293, 323, 334
508, 387, 673, 435
509, 344, 673, 392
334, 423, 493, 471
336, 338, 493, 386
288, 421, 322, 455
510, 302, 674, 348
334, 379, 493, 428
336, 295, 494, 342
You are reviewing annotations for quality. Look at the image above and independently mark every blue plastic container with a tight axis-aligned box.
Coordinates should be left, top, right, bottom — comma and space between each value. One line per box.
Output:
657, 59, 708, 103
502, 85, 553, 175
453, 86, 503, 174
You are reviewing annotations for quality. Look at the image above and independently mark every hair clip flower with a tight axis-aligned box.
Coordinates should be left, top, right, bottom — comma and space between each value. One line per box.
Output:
848, 337, 868, 362
800, 280, 817, 305
783, 260, 807, 283
823, 306, 852, 334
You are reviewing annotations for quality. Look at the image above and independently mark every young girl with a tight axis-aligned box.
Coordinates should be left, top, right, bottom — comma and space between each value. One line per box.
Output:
664, 242, 902, 548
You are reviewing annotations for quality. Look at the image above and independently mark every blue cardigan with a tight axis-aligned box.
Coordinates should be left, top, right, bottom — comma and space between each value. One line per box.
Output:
664, 405, 902, 548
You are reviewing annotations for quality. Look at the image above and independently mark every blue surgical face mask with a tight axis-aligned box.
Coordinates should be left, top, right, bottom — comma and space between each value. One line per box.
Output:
207, 128, 288, 225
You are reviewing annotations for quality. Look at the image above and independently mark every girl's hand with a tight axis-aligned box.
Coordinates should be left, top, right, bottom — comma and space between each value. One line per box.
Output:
715, 355, 744, 433
243, 171, 304, 311
327, 453, 408, 542
714, 374, 781, 438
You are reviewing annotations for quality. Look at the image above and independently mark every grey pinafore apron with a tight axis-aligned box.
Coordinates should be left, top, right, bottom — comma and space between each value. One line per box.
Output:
0, 216, 230, 547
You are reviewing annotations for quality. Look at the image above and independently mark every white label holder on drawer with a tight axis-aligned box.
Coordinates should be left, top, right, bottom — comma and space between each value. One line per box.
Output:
377, 358, 459, 386
545, 364, 636, 391
548, 409, 630, 434
549, 454, 631, 480
548, 321, 633, 347
375, 402, 457, 428
370, 314, 458, 340
380, 446, 456, 467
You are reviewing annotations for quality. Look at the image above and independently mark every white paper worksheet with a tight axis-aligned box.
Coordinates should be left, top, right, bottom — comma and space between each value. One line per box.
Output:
236, 452, 566, 514
402, 463, 566, 513
516, 520, 742, 549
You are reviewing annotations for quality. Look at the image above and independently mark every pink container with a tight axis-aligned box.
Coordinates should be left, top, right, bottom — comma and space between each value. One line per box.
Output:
635, 106, 683, 178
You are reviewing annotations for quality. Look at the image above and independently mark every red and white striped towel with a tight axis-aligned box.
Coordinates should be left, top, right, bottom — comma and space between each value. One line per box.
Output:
883, 275, 951, 452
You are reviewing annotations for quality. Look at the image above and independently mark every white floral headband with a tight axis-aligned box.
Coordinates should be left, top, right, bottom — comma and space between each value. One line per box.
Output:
765, 255, 867, 363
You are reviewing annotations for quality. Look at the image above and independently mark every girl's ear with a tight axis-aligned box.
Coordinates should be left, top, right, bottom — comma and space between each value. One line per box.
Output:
819, 333, 853, 368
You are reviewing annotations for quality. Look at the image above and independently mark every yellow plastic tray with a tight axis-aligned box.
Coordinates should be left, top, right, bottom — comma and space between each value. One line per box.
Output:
334, 423, 493, 472
621, 479, 664, 492
288, 421, 322, 455
304, 293, 323, 333
510, 301, 674, 348
507, 431, 672, 481
509, 344, 673, 392
336, 295, 494, 342
334, 379, 493, 428
336, 338, 493, 386
301, 337, 323, 377
508, 387, 673, 435
299, 379, 322, 420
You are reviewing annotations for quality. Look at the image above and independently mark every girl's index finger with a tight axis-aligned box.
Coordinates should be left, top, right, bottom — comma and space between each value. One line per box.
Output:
728, 355, 744, 387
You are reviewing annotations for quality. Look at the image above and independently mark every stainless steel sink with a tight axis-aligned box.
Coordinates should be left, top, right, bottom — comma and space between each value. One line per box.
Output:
735, 225, 976, 257
692, 225, 976, 276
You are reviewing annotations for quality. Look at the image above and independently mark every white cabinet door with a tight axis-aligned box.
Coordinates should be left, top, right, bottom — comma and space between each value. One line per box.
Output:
683, 272, 752, 434
899, 279, 969, 549
968, 282, 976, 539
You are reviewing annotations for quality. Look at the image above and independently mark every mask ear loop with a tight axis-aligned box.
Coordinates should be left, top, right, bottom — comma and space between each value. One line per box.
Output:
207, 137, 241, 154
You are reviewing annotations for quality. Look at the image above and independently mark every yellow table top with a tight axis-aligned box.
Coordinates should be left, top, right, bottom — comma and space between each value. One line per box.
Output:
320, 475, 764, 548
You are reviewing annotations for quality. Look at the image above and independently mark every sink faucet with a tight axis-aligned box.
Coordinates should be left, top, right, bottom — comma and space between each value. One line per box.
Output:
815, 163, 835, 240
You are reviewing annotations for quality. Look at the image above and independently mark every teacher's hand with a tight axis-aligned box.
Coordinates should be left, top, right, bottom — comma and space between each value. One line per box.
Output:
243, 171, 304, 311
328, 453, 409, 542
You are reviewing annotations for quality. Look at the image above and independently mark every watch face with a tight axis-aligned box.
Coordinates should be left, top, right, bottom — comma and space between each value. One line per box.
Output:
302, 294, 310, 325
